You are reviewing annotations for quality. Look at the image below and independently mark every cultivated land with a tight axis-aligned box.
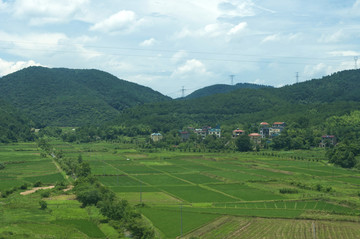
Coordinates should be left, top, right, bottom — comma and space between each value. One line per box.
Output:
1, 141, 360, 238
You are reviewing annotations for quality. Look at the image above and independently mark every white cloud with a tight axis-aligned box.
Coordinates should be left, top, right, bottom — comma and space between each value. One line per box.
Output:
0, 31, 68, 57
329, 51, 359, 57
176, 59, 207, 74
0, 0, 8, 11
262, 34, 280, 43
319, 30, 346, 43
227, 22, 247, 35
0, 58, 42, 76
304, 61, 354, 79
90, 10, 143, 34
140, 38, 156, 47
171, 50, 188, 63
218, 0, 256, 18
171, 59, 212, 81
13, 0, 89, 25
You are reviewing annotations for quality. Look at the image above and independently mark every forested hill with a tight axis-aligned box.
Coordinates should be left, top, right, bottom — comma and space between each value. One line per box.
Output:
117, 69, 360, 131
185, 83, 272, 99
0, 99, 34, 143
0, 67, 170, 126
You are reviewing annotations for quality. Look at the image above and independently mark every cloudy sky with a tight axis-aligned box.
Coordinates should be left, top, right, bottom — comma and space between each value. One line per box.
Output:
0, 0, 359, 98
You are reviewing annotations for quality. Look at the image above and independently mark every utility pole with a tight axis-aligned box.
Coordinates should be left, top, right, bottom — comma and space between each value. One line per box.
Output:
181, 86, 186, 98
354, 56, 358, 70
296, 72, 299, 84
229, 75, 235, 85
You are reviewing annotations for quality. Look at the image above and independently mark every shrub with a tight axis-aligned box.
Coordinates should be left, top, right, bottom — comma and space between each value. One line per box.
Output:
20, 183, 28, 190
41, 190, 51, 198
33, 181, 42, 187
0, 163, 5, 170
39, 200, 47, 210
279, 188, 299, 194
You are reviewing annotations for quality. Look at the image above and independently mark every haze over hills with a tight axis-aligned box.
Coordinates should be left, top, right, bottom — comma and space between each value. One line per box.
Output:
0, 66, 170, 126
185, 83, 273, 99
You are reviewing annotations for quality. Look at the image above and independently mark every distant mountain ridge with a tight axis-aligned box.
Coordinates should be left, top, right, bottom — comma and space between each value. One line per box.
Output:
117, 69, 360, 131
0, 66, 170, 126
185, 83, 273, 99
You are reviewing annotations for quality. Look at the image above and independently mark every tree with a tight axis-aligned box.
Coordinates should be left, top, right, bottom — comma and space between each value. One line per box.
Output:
39, 200, 47, 210
75, 186, 102, 207
326, 143, 358, 168
235, 135, 252, 152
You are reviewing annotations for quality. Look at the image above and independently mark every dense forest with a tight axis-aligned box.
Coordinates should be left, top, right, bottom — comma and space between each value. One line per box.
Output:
115, 69, 360, 132
0, 67, 170, 126
185, 82, 272, 99
0, 99, 34, 143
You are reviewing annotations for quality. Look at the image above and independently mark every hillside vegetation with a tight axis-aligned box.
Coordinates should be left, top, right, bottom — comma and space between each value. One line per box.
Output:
0, 67, 170, 126
185, 82, 272, 99
117, 69, 360, 131
0, 99, 34, 143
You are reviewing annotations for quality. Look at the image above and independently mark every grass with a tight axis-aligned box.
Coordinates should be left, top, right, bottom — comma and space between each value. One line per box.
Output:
2, 141, 360, 238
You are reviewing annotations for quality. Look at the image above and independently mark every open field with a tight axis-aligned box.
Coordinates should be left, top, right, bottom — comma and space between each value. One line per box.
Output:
47, 142, 360, 238
0, 143, 117, 238
1, 141, 360, 238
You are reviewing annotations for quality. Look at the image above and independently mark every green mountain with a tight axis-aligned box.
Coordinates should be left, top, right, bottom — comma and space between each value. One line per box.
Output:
0, 67, 170, 126
117, 69, 360, 131
0, 98, 34, 143
185, 83, 272, 99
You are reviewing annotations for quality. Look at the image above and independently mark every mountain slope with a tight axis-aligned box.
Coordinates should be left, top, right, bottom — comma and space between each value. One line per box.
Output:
185, 83, 272, 99
117, 69, 360, 131
0, 67, 170, 126
0, 98, 34, 142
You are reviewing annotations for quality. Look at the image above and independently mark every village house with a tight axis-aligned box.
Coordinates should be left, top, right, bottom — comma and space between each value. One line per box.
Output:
319, 135, 337, 147
232, 129, 245, 138
249, 133, 262, 145
260, 122, 286, 138
150, 133, 163, 142
194, 126, 221, 139
208, 125, 221, 138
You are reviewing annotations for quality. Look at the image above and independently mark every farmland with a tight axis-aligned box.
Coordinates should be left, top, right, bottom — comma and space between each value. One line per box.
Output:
1, 141, 360, 238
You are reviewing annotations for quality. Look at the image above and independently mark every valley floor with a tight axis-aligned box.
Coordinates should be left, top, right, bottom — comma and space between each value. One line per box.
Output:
1, 141, 359, 238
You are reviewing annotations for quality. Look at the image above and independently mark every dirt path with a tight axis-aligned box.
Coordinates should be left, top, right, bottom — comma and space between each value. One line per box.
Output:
20, 186, 55, 195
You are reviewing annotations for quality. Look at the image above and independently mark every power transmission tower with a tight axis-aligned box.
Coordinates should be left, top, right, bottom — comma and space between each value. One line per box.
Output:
296, 72, 299, 83
229, 75, 235, 85
355, 56, 358, 70
181, 86, 186, 98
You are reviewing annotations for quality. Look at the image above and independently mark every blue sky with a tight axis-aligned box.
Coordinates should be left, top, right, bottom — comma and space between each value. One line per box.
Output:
0, 0, 359, 98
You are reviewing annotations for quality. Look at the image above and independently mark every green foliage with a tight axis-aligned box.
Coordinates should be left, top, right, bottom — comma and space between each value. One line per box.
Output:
39, 200, 47, 210
279, 188, 299, 194
0, 98, 34, 143
0, 66, 170, 126
326, 142, 359, 168
0, 162, 5, 170
185, 83, 272, 99
114, 69, 360, 133
235, 134, 252, 152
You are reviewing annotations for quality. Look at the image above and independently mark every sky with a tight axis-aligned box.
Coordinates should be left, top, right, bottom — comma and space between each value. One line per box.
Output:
0, 0, 359, 98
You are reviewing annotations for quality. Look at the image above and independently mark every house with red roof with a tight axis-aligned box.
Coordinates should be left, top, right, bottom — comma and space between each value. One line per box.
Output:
319, 135, 337, 147
232, 129, 245, 138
